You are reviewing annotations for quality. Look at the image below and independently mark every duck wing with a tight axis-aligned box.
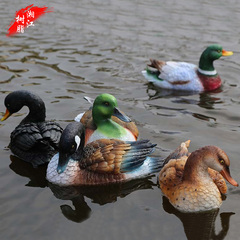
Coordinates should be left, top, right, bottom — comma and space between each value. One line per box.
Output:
208, 169, 228, 194
80, 139, 156, 174
159, 140, 191, 188
149, 60, 197, 85
10, 122, 62, 167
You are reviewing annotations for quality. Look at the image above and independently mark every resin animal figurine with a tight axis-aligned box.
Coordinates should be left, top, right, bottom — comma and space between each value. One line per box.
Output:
75, 93, 138, 144
142, 45, 233, 92
47, 122, 163, 186
158, 140, 238, 212
1, 90, 63, 167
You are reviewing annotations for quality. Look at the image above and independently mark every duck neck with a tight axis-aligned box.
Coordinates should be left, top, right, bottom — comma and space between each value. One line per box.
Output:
73, 131, 86, 161
95, 118, 126, 138
21, 92, 46, 124
183, 148, 212, 183
198, 54, 217, 76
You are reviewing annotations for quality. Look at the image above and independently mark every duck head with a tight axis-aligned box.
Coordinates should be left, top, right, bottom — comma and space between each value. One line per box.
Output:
1, 91, 27, 121
199, 45, 233, 72
92, 93, 131, 124
204, 146, 238, 187
1, 90, 46, 122
57, 122, 85, 174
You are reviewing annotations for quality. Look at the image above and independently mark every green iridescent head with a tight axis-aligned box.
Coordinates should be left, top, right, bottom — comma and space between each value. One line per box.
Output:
199, 44, 233, 71
93, 93, 117, 120
92, 93, 131, 125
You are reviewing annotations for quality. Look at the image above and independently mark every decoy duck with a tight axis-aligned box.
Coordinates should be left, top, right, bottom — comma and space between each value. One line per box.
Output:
46, 122, 163, 186
75, 93, 138, 144
158, 140, 238, 212
142, 45, 233, 92
1, 90, 63, 167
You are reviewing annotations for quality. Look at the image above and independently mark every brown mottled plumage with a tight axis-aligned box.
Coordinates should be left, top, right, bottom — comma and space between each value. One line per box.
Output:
80, 139, 132, 174
46, 122, 162, 186
158, 141, 238, 212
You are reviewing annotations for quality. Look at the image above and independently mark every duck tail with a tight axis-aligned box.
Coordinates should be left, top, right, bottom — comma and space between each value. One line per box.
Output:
147, 157, 165, 173
148, 59, 166, 71
121, 140, 156, 172
163, 140, 190, 166
121, 140, 165, 179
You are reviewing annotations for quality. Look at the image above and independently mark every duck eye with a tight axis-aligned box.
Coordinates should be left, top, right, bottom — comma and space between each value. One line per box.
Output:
103, 102, 110, 106
72, 144, 75, 149
217, 50, 221, 53
220, 159, 225, 165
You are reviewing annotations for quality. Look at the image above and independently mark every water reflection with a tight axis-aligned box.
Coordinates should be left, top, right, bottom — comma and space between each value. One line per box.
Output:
198, 91, 223, 109
146, 84, 224, 124
162, 196, 234, 240
49, 177, 156, 223
147, 83, 196, 99
147, 83, 223, 110
9, 154, 157, 223
60, 195, 91, 223
9, 155, 48, 188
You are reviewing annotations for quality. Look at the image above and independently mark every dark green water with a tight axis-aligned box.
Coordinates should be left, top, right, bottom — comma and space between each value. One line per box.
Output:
1, 0, 240, 239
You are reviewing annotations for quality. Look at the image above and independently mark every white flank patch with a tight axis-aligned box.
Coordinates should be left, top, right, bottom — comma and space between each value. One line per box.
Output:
75, 135, 81, 150
198, 68, 217, 76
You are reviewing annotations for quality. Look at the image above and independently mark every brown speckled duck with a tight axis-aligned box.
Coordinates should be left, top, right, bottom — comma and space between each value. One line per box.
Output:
158, 140, 238, 212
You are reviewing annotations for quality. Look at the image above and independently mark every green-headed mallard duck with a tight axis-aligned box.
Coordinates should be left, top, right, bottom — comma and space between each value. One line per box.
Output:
75, 93, 138, 144
142, 45, 233, 92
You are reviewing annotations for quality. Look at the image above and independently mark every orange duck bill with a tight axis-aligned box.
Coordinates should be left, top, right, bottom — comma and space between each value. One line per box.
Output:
1, 109, 11, 121
220, 167, 238, 186
222, 49, 233, 56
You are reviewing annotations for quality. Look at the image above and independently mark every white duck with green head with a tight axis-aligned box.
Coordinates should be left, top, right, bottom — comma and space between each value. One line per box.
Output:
142, 44, 233, 92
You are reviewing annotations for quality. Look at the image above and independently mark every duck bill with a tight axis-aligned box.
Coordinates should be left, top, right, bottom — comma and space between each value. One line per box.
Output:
113, 107, 131, 122
222, 49, 233, 56
1, 109, 11, 121
220, 167, 238, 186
57, 152, 70, 174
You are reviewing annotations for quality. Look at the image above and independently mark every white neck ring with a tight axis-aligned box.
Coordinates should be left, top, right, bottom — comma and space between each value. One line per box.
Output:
198, 68, 217, 76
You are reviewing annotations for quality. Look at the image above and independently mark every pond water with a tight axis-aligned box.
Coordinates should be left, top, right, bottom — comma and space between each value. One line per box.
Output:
1, 0, 240, 239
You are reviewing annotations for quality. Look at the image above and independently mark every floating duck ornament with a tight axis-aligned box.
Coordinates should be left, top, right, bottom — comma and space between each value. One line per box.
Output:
158, 140, 238, 212
75, 93, 138, 144
142, 45, 233, 92
46, 122, 163, 186
1, 90, 63, 167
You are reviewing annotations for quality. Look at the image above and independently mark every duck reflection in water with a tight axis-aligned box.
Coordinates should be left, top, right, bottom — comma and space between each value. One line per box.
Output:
48, 176, 156, 223
9, 154, 157, 223
147, 83, 222, 109
9, 155, 48, 188
162, 196, 235, 240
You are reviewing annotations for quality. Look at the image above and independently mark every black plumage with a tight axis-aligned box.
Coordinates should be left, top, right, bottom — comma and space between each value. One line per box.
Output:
2, 90, 63, 167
